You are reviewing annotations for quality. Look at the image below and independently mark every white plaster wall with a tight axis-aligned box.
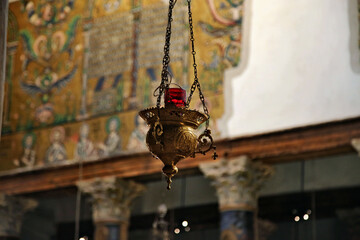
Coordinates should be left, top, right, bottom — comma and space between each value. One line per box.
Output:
220, 0, 360, 138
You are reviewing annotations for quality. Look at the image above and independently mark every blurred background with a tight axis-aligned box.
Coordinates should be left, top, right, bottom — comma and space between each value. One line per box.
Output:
0, 0, 359, 240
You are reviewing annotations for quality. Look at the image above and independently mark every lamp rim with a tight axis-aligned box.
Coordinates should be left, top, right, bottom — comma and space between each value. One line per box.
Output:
139, 107, 208, 129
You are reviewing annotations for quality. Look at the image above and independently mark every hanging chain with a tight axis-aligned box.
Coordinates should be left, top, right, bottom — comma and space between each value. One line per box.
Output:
186, 0, 216, 159
156, 0, 211, 128
185, 0, 210, 127
157, 0, 177, 108
153, 0, 217, 160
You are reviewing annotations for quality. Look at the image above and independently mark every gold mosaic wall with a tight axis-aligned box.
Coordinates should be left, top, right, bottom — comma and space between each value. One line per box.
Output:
0, 0, 243, 173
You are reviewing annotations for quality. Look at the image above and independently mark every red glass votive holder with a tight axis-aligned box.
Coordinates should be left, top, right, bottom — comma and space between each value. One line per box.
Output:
165, 87, 186, 108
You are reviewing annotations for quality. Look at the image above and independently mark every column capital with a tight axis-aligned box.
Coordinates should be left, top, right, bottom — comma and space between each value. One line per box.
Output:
0, 194, 38, 237
77, 176, 145, 223
199, 156, 274, 211
351, 138, 360, 156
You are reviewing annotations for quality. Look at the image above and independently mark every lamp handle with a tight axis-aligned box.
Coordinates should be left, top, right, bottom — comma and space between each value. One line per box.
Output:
195, 129, 218, 159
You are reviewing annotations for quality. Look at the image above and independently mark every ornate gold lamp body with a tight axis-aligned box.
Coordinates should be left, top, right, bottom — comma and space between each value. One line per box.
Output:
140, 107, 209, 187
139, 0, 217, 189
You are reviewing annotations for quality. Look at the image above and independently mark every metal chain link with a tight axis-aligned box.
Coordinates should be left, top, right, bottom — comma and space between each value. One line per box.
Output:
157, 0, 177, 109
185, 0, 210, 126
157, 0, 211, 128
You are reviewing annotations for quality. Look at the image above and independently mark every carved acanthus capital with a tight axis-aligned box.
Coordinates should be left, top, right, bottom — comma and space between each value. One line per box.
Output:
199, 156, 274, 211
77, 177, 145, 223
0, 194, 38, 237
351, 138, 360, 156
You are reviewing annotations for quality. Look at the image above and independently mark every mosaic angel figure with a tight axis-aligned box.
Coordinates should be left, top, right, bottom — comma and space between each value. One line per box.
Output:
98, 116, 122, 157
127, 115, 148, 151
13, 133, 37, 168
45, 126, 67, 163
75, 123, 98, 160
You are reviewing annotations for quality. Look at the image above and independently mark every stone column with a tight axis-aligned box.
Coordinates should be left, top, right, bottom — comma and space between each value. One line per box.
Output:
0, 194, 38, 239
351, 138, 360, 156
200, 156, 274, 240
77, 177, 145, 240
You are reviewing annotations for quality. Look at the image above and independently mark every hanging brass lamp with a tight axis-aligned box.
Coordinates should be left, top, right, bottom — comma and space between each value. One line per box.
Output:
139, 0, 217, 190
